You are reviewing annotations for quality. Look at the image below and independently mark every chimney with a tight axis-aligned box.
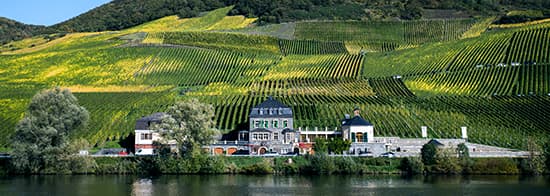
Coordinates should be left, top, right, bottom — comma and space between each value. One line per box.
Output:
353, 106, 361, 116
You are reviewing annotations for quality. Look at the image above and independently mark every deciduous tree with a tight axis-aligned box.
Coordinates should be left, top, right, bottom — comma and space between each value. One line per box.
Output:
11, 87, 90, 173
152, 98, 219, 158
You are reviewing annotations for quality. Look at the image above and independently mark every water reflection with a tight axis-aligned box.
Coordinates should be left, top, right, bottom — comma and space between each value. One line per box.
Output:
1, 175, 549, 196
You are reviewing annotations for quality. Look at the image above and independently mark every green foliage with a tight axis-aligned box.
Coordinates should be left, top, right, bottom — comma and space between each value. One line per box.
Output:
313, 138, 328, 154
520, 137, 546, 175
10, 87, 90, 174
308, 154, 336, 174
152, 98, 219, 158
429, 149, 462, 174
399, 157, 424, 174
421, 142, 437, 165
327, 138, 352, 155
470, 158, 520, 174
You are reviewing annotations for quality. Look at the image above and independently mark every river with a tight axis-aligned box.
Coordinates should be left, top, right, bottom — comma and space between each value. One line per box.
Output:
1, 175, 549, 196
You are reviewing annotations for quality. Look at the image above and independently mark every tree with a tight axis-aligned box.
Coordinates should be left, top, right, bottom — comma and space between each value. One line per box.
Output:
152, 98, 219, 158
521, 137, 545, 175
313, 138, 328, 154
328, 138, 351, 155
457, 143, 473, 174
421, 142, 437, 165
11, 87, 90, 173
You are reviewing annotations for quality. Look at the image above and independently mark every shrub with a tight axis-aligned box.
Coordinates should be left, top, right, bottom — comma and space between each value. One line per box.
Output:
471, 158, 519, 174
241, 160, 273, 174
200, 156, 227, 174
399, 157, 424, 175
421, 143, 437, 165
334, 156, 358, 174
309, 154, 336, 174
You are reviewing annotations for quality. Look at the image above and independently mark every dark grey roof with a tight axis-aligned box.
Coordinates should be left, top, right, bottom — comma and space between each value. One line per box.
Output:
254, 96, 290, 109
249, 96, 293, 118
135, 112, 166, 130
342, 115, 373, 126
427, 139, 444, 146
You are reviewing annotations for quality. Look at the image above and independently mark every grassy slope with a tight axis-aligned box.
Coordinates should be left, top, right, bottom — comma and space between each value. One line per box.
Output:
0, 7, 549, 150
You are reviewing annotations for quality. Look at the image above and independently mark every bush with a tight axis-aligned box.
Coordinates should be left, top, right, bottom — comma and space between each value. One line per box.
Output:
200, 156, 227, 174
399, 157, 424, 175
95, 157, 140, 174
241, 160, 273, 174
334, 156, 358, 174
429, 149, 461, 174
308, 154, 336, 174
421, 143, 437, 165
471, 158, 520, 174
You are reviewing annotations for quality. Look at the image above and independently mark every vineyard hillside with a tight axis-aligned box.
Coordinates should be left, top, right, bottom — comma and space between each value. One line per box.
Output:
1, 7, 549, 150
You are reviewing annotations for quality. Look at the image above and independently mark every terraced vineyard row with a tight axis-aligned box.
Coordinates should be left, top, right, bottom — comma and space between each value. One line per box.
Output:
405, 66, 520, 96
156, 31, 280, 53
447, 32, 512, 71
369, 78, 415, 97
403, 19, 475, 44
295, 19, 475, 52
505, 27, 550, 64
134, 47, 278, 86
263, 54, 363, 80
188, 79, 376, 98
279, 39, 347, 55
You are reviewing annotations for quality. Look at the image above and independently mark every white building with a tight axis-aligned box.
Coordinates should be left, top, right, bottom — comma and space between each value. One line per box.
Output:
134, 113, 176, 155
341, 107, 374, 143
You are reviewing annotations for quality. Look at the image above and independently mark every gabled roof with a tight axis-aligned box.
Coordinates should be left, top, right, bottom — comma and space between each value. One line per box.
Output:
253, 96, 290, 109
135, 112, 166, 130
342, 115, 373, 126
249, 96, 293, 118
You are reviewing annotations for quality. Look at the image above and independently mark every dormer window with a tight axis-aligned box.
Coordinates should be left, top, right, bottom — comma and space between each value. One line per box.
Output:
278, 108, 283, 115
259, 109, 263, 115
269, 109, 273, 115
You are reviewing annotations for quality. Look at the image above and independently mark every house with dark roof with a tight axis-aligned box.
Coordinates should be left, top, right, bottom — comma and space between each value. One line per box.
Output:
243, 96, 299, 154
342, 107, 374, 143
134, 113, 176, 155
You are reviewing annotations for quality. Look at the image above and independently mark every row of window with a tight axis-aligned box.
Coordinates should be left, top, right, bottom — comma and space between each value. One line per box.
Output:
258, 108, 284, 115
252, 119, 289, 129
141, 133, 153, 140
251, 132, 294, 141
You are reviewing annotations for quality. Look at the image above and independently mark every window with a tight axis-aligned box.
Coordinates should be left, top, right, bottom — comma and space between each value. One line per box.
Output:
272, 120, 278, 128
273, 132, 279, 140
259, 109, 263, 115
253, 133, 258, 141
263, 133, 269, 140
254, 120, 261, 128
141, 133, 152, 140
278, 108, 283, 115
283, 120, 288, 128
269, 109, 273, 115
356, 132, 363, 143
264, 120, 269, 128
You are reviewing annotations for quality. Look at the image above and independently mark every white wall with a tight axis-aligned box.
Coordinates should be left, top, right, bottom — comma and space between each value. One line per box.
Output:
349, 125, 374, 143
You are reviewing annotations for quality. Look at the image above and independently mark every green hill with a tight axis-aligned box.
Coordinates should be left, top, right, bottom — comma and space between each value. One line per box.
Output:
1, 6, 550, 150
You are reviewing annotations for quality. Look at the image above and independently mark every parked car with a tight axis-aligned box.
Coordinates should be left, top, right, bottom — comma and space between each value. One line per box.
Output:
359, 151, 374, 157
380, 152, 395, 158
231, 149, 250, 156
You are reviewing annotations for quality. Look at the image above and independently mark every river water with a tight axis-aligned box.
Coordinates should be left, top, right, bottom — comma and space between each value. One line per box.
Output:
1, 175, 549, 196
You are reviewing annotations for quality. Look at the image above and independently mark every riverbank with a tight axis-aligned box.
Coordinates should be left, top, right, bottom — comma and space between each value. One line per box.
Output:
0, 155, 544, 175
